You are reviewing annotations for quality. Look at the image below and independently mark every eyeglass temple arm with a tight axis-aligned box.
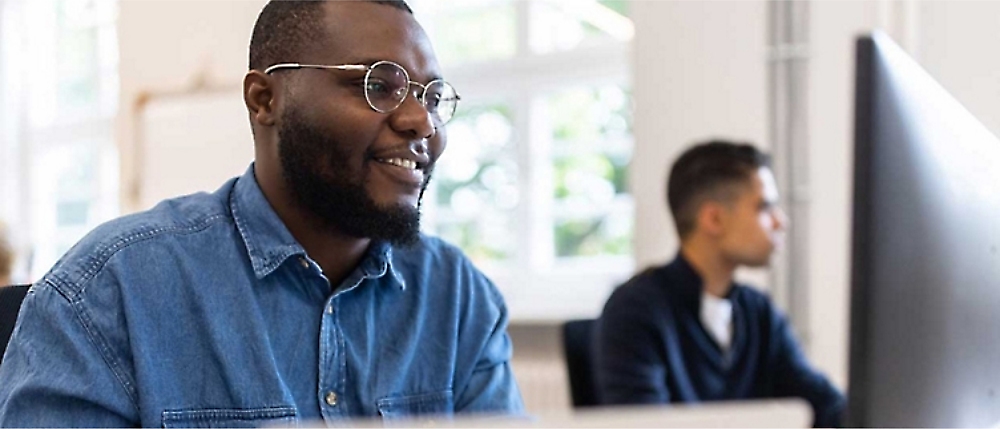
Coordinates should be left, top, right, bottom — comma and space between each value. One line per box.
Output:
263, 63, 368, 74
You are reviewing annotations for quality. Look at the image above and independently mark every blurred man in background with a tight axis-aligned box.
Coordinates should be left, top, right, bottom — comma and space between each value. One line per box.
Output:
595, 140, 844, 427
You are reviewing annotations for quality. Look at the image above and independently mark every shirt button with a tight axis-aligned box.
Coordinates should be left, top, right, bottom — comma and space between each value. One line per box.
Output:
299, 258, 309, 269
325, 391, 338, 406
326, 305, 334, 315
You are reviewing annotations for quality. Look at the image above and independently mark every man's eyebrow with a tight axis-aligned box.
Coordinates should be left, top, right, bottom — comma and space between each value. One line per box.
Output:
344, 57, 443, 81
351, 57, 384, 66
406, 68, 444, 84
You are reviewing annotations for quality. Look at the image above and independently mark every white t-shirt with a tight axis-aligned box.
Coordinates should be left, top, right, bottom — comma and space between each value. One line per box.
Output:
700, 291, 733, 351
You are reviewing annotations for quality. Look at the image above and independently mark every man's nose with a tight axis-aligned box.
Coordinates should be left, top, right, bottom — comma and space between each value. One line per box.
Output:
773, 207, 789, 231
390, 92, 436, 140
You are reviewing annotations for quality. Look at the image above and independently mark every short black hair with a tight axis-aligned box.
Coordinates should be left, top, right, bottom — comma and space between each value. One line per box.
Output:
248, 0, 413, 72
667, 140, 771, 239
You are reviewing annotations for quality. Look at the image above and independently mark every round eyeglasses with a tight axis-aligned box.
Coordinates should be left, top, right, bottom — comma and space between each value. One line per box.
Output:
264, 60, 461, 126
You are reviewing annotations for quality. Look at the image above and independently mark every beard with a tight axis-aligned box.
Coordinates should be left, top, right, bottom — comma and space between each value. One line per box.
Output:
277, 106, 428, 247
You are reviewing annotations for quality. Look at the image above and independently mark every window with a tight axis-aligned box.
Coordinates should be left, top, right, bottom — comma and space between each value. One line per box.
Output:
431, 102, 520, 262
0, 0, 119, 282
415, 0, 634, 320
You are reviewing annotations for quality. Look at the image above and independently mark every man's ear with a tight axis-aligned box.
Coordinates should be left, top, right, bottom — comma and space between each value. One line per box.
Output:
697, 201, 726, 237
244, 70, 279, 127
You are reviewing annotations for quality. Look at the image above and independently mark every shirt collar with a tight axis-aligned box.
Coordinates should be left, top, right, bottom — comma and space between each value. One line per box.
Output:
669, 252, 737, 304
230, 164, 306, 279
230, 164, 405, 290
339, 240, 406, 291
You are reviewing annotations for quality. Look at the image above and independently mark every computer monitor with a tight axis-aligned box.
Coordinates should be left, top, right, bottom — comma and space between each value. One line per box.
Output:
848, 31, 1000, 427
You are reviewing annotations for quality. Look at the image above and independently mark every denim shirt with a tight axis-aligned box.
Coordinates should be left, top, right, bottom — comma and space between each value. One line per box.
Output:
0, 165, 523, 427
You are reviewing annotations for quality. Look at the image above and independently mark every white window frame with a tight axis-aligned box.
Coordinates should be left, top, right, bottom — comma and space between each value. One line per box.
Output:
416, 0, 634, 322
0, 0, 119, 282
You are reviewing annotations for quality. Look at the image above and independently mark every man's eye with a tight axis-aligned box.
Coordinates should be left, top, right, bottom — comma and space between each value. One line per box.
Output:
366, 80, 391, 95
425, 93, 442, 108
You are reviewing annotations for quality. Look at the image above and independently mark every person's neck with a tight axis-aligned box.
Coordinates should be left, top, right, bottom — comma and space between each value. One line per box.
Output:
289, 221, 370, 287
254, 162, 370, 287
680, 240, 736, 298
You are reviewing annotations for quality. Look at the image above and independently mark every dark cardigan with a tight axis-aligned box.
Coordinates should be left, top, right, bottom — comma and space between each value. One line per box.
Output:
595, 255, 845, 427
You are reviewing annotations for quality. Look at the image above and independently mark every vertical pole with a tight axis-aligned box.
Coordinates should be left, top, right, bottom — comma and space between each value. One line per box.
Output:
767, 0, 811, 345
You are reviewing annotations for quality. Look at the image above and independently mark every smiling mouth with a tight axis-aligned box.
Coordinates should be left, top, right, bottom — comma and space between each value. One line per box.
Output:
376, 157, 423, 171
373, 157, 427, 190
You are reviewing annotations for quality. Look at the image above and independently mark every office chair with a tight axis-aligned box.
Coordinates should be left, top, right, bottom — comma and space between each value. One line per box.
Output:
1, 284, 30, 364
562, 318, 600, 407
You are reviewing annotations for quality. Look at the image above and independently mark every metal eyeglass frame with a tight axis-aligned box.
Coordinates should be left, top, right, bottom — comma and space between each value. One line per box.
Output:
263, 60, 461, 124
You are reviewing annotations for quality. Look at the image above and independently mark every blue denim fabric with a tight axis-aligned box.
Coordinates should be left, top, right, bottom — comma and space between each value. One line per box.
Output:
0, 165, 523, 427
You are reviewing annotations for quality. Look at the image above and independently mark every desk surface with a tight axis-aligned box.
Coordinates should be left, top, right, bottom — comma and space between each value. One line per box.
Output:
312, 398, 812, 428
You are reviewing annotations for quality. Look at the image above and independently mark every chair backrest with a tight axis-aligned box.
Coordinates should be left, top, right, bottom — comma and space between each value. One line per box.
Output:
1, 284, 31, 363
562, 318, 600, 407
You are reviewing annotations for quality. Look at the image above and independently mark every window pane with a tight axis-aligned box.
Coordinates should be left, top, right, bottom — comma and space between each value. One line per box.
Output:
550, 85, 632, 144
547, 83, 633, 259
554, 210, 631, 258
529, 0, 632, 54
424, 0, 516, 65
56, 201, 91, 226
31, 140, 102, 277
54, 142, 97, 226
554, 153, 627, 202
57, 28, 100, 110
550, 84, 632, 200
57, 0, 102, 111
433, 102, 518, 264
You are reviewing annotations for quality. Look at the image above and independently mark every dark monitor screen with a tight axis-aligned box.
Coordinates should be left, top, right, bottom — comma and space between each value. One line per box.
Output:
848, 32, 1000, 427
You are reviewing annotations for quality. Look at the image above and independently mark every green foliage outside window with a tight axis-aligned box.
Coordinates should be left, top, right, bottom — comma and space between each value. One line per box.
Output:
554, 214, 631, 258
433, 103, 518, 263
549, 84, 633, 258
56, 0, 102, 110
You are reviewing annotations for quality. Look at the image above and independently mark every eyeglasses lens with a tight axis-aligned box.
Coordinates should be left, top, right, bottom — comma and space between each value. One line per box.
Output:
366, 62, 410, 112
366, 62, 459, 124
424, 81, 458, 125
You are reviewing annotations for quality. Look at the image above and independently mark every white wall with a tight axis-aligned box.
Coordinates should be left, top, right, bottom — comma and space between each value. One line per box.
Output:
916, 1, 1000, 137
117, 0, 265, 213
631, 0, 769, 271
805, 0, 880, 391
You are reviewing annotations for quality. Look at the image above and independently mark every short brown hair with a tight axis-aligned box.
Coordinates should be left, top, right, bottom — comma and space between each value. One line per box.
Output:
667, 140, 771, 239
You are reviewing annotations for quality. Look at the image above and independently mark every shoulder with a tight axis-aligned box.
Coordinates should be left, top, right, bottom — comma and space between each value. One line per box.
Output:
390, 235, 511, 345
606, 264, 670, 306
43, 181, 237, 298
730, 282, 790, 332
601, 264, 673, 322
391, 234, 482, 278
392, 234, 502, 296
731, 282, 778, 311
395, 234, 468, 262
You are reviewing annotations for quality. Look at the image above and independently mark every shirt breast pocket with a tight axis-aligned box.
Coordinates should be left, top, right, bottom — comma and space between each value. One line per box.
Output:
161, 406, 297, 428
376, 390, 454, 419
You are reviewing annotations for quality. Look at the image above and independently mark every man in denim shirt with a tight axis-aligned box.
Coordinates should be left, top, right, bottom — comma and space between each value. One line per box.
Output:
0, 1, 523, 426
